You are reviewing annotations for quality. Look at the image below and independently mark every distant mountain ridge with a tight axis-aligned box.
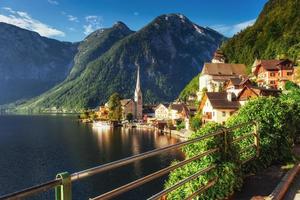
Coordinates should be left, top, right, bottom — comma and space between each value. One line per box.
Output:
14, 13, 225, 112
0, 22, 78, 105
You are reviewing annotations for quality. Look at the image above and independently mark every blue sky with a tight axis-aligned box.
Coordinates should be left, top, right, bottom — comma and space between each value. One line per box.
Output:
0, 0, 268, 42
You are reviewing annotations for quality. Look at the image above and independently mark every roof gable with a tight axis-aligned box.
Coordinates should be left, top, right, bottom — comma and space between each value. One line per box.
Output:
155, 103, 169, 111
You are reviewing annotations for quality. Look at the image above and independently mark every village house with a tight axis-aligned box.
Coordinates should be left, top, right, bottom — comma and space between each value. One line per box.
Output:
154, 103, 169, 120
237, 85, 281, 106
224, 77, 252, 96
200, 91, 240, 124
200, 84, 281, 124
211, 49, 226, 64
252, 59, 294, 89
168, 103, 189, 121
198, 50, 247, 99
95, 105, 109, 119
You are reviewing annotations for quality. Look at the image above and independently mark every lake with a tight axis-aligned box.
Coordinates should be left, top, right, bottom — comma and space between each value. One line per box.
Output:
0, 115, 183, 200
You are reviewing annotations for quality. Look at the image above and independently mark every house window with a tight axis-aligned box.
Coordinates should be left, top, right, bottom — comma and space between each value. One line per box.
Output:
222, 111, 226, 117
270, 72, 275, 77
270, 81, 275, 84
287, 72, 293, 76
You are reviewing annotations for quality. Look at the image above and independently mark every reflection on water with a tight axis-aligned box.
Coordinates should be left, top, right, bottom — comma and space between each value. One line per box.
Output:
0, 115, 183, 200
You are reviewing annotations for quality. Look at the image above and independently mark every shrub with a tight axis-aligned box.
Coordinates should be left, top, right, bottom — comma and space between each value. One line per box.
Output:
176, 121, 185, 131
285, 80, 299, 90
226, 96, 297, 173
190, 113, 202, 131
165, 123, 243, 200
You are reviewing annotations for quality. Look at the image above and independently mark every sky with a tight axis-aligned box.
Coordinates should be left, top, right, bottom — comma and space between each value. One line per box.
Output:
0, 0, 268, 42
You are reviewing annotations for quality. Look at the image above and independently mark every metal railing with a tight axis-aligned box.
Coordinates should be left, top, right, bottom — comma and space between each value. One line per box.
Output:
0, 121, 259, 200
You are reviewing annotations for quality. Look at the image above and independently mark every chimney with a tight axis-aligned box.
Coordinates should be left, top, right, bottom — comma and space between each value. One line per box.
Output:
227, 91, 233, 102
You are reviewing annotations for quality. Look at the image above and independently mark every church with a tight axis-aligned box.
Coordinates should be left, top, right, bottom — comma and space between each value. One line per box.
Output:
120, 66, 143, 120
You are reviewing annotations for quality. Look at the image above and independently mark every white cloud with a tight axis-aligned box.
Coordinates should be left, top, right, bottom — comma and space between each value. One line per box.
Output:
83, 15, 103, 35
3, 7, 15, 13
67, 15, 79, 22
134, 12, 139, 16
211, 19, 256, 37
48, 0, 59, 5
0, 7, 65, 37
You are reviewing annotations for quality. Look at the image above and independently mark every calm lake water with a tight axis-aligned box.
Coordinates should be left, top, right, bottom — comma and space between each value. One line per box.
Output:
0, 115, 183, 200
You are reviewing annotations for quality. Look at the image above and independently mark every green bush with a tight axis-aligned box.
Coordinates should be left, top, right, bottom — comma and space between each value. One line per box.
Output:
165, 123, 242, 200
176, 121, 185, 130
226, 96, 297, 173
280, 86, 300, 140
285, 80, 299, 90
190, 113, 202, 131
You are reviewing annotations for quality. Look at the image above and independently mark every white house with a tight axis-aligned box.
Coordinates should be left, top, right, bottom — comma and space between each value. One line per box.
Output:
168, 103, 189, 121
154, 104, 169, 120
198, 63, 247, 98
199, 92, 240, 124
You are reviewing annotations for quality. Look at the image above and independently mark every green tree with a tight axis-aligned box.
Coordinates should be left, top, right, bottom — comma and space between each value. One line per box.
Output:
108, 93, 122, 121
126, 113, 133, 122
285, 80, 299, 90
190, 113, 202, 131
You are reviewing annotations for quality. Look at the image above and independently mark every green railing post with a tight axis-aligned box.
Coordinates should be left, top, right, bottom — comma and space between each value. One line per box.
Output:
55, 172, 72, 200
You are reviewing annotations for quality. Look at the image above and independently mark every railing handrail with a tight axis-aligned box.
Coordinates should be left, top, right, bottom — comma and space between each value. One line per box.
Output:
0, 121, 256, 200
0, 179, 62, 200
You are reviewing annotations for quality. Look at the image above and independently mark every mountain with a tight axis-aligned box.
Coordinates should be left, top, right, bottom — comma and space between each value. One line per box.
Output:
221, 0, 300, 68
15, 14, 225, 113
0, 22, 78, 105
67, 22, 134, 80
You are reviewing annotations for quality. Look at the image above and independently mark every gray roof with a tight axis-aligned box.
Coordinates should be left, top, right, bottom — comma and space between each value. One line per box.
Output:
206, 92, 240, 109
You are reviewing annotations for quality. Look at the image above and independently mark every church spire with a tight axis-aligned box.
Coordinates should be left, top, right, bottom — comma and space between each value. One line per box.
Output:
134, 65, 143, 120
135, 65, 141, 93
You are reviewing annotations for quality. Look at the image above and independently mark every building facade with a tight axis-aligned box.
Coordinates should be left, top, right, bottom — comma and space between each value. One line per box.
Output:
252, 59, 294, 89
198, 50, 247, 100
121, 99, 136, 120
154, 104, 169, 120
200, 92, 240, 124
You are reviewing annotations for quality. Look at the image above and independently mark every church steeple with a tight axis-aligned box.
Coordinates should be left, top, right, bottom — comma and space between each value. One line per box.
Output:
135, 65, 141, 95
134, 65, 143, 120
